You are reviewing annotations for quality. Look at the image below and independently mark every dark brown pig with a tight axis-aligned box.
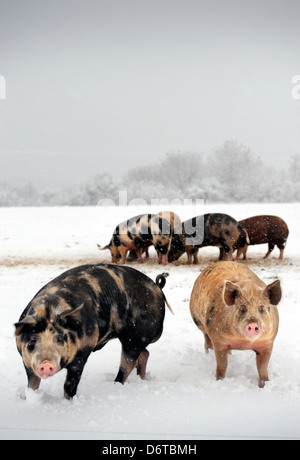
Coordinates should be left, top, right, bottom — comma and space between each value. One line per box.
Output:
15, 264, 172, 399
100, 211, 181, 265
168, 213, 249, 264
235, 215, 289, 260
190, 261, 281, 388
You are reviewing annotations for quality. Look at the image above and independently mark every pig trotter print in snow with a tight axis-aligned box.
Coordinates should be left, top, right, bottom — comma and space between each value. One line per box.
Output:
15, 264, 172, 399
190, 261, 281, 388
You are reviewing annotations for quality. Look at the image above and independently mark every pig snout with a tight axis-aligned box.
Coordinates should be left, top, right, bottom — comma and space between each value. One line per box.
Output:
37, 361, 57, 378
245, 323, 261, 336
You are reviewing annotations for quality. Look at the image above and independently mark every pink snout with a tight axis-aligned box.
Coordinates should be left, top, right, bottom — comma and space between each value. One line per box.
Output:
37, 361, 57, 378
245, 323, 261, 336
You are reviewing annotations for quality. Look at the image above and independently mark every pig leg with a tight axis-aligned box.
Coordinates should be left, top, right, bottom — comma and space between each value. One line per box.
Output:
119, 246, 129, 264
186, 247, 199, 264
136, 349, 150, 379
135, 328, 163, 378
187, 248, 198, 264
263, 243, 274, 259
115, 335, 144, 383
157, 251, 163, 264
135, 247, 144, 263
219, 246, 229, 261
115, 329, 158, 383
277, 244, 285, 260
156, 247, 169, 265
64, 367, 85, 399
127, 250, 138, 261
255, 348, 272, 388
64, 348, 92, 399
235, 247, 247, 261
162, 254, 168, 266
136, 329, 163, 378
25, 365, 41, 391
228, 248, 234, 261
115, 349, 139, 384
214, 348, 229, 380
193, 248, 199, 264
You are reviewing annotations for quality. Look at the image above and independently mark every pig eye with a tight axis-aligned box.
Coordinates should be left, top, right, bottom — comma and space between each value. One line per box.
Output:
259, 305, 266, 313
239, 305, 247, 314
27, 336, 37, 352
56, 334, 65, 345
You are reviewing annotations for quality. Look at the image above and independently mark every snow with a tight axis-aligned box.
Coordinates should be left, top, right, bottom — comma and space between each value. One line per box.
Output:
0, 203, 300, 440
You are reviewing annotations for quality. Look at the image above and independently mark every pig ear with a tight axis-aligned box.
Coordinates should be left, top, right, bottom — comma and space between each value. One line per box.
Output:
57, 304, 84, 328
223, 282, 241, 306
14, 316, 37, 336
263, 280, 282, 305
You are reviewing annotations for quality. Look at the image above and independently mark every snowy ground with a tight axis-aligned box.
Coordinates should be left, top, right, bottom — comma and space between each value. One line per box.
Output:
0, 203, 300, 440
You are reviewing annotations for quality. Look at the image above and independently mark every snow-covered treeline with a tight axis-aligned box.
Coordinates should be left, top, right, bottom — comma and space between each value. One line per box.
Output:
1, 141, 300, 206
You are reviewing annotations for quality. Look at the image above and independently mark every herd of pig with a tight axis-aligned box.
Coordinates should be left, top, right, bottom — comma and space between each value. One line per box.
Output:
15, 212, 289, 399
99, 212, 289, 265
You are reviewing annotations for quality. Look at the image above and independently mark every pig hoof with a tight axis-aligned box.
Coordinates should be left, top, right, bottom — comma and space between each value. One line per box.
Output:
258, 377, 268, 388
136, 349, 150, 379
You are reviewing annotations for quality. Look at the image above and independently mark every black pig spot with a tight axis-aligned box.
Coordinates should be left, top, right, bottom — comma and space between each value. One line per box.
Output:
192, 317, 202, 327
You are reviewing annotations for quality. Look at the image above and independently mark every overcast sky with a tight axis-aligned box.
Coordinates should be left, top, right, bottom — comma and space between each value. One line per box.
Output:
0, 0, 299, 189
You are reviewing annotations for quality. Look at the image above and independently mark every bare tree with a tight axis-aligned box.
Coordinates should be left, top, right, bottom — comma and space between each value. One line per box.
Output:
289, 154, 300, 184
210, 140, 264, 201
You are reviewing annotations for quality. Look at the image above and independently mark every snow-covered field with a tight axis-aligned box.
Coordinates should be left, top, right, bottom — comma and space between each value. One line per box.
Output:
0, 203, 300, 440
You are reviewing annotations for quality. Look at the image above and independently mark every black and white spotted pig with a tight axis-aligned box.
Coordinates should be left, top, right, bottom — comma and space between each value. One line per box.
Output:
15, 264, 172, 399
168, 213, 249, 264
99, 214, 152, 264
100, 212, 181, 265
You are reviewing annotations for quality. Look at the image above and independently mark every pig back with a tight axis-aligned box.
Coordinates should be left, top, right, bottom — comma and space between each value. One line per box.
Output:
239, 215, 289, 245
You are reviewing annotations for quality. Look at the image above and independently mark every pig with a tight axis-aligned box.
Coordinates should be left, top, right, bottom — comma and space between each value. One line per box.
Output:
235, 215, 289, 260
100, 211, 181, 265
99, 214, 153, 264
190, 261, 281, 388
15, 264, 172, 399
155, 211, 182, 265
168, 213, 249, 264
